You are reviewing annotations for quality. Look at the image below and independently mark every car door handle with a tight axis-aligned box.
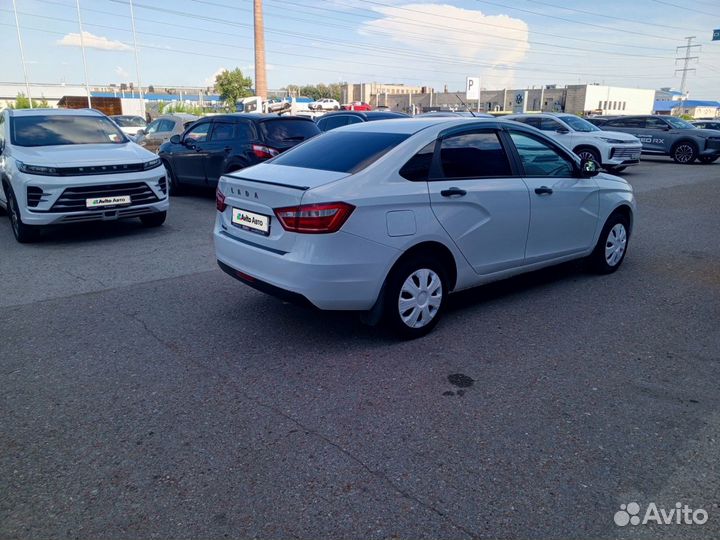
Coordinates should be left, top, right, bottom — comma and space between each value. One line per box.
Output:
534, 186, 553, 195
440, 187, 467, 197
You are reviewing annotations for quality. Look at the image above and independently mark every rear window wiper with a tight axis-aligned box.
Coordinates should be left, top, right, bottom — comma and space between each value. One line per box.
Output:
279, 136, 306, 141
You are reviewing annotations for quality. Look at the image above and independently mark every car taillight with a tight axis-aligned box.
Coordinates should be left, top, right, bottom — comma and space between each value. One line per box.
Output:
252, 144, 280, 159
274, 202, 355, 234
216, 188, 226, 212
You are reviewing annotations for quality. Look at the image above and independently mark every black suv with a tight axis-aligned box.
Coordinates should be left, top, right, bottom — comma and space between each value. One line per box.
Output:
159, 114, 320, 192
316, 111, 408, 132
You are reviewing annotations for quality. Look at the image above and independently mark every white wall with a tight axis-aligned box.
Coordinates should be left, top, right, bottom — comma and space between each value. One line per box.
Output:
582, 85, 655, 115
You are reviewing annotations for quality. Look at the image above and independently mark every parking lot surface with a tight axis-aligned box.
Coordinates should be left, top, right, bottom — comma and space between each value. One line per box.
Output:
1, 157, 719, 539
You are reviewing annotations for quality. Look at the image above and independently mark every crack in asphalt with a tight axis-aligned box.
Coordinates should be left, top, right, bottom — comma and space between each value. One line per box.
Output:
122, 309, 480, 539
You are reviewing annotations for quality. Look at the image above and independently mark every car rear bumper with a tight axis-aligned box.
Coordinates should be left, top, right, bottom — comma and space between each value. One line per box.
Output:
214, 218, 399, 310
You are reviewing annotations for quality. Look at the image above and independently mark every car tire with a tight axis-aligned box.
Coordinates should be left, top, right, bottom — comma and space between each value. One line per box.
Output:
6, 186, 40, 243
575, 147, 601, 166
383, 255, 448, 338
139, 211, 167, 228
163, 160, 185, 196
671, 141, 697, 164
699, 156, 718, 164
333, 105, 339, 110
588, 212, 630, 274
604, 165, 627, 174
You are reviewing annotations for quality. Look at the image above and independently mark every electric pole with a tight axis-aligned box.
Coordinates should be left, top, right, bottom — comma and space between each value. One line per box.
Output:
675, 36, 700, 98
253, 0, 267, 100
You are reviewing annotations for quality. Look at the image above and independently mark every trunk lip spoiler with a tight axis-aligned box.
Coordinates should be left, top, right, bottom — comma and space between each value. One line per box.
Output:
224, 174, 310, 191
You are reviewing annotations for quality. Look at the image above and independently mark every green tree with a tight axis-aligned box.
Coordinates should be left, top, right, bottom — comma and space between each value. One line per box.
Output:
284, 82, 344, 102
9, 93, 48, 109
214, 68, 253, 106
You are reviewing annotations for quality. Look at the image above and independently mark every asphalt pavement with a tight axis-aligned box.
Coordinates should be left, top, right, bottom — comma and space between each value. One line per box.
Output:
1, 156, 718, 540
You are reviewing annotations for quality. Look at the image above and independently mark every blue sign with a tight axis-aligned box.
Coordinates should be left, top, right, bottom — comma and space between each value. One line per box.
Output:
714, 29, 720, 41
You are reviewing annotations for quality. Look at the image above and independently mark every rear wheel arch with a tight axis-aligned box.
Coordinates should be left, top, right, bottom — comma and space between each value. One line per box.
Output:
389, 241, 458, 292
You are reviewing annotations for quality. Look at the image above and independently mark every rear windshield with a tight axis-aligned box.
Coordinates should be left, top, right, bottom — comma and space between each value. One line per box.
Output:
11, 115, 127, 146
112, 116, 146, 127
270, 131, 410, 173
260, 119, 320, 146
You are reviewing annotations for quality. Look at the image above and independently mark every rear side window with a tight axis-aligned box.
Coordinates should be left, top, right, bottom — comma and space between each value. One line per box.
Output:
210, 121, 254, 142
399, 141, 435, 181
318, 115, 349, 132
438, 131, 512, 178
270, 131, 409, 173
260, 119, 320, 144
607, 118, 645, 128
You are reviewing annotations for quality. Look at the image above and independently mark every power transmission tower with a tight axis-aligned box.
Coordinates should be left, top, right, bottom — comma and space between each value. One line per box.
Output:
254, 0, 267, 100
675, 36, 701, 98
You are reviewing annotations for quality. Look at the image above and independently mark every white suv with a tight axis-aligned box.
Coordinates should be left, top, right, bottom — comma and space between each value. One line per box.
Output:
308, 98, 340, 111
506, 113, 642, 173
0, 108, 169, 242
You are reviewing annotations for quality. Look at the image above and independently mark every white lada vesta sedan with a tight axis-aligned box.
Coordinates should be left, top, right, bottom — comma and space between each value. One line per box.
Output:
214, 118, 635, 338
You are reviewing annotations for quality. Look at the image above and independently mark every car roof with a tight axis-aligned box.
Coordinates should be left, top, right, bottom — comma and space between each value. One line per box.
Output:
320, 111, 407, 119
7, 107, 105, 117
339, 117, 501, 134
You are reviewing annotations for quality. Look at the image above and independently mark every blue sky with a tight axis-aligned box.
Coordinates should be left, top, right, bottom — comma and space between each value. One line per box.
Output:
2, 0, 720, 98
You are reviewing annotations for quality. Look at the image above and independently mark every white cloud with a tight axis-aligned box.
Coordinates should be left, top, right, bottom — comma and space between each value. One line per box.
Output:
205, 67, 228, 86
114, 66, 129, 79
58, 31, 132, 51
359, 3, 529, 88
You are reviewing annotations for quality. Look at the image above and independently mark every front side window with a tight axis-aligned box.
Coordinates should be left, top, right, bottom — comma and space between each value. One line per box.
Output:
157, 119, 175, 132
536, 117, 563, 132
560, 115, 600, 132
438, 131, 512, 179
318, 116, 349, 131
646, 117, 670, 129
11, 114, 127, 146
665, 116, 695, 129
508, 131, 574, 177
184, 122, 211, 143
607, 117, 645, 128
145, 120, 161, 134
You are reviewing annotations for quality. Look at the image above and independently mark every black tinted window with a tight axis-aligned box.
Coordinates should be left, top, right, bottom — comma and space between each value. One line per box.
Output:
608, 118, 645, 128
438, 131, 511, 178
271, 131, 409, 173
260, 119, 320, 144
11, 115, 126, 146
210, 122, 254, 142
399, 141, 435, 181
184, 122, 211, 142
508, 131, 574, 177
318, 115, 350, 132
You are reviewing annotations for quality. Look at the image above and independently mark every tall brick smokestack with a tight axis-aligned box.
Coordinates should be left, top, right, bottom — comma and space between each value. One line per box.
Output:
254, 0, 267, 100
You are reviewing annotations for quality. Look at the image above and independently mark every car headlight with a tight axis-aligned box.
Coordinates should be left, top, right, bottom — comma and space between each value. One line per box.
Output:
598, 137, 626, 144
143, 158, 162, 170
16, 161, 59, 176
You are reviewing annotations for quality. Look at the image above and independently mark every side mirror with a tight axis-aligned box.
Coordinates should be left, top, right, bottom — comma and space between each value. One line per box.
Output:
661, 125, 671, 131
170, 134, 182, 144
580, 158, 600, 178
136, 128, 145, 136
556, 127, 570, 134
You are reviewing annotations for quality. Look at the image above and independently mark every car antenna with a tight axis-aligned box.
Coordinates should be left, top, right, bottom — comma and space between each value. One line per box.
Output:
455, 94, 476, 117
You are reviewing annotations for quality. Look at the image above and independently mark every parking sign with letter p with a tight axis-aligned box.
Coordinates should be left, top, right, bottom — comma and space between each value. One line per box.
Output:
466, 77, 480, 100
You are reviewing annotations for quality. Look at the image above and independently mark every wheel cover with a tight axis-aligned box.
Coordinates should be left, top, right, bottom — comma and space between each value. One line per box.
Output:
675, 144, 694, 163
8, 193, 19, 234
398, 268, 442, 328
578, 150, 597, 162
605, 223, 627, 266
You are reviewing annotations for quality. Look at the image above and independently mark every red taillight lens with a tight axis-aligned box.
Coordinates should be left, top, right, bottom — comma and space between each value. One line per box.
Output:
274, 202, 355, 234
216, 188, 226, 212
252, 144, 280, 159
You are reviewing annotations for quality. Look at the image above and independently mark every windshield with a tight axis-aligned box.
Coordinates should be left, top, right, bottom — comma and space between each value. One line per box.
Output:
260, 119, 320, 146
112, 116, 146, 127
11, 115, 127, 146
270, 131, 410, 173
665, 116, 695, 129
560, 115, 600, 132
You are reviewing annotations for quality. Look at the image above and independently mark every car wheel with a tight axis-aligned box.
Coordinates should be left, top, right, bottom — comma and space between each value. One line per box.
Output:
575, 147, 601, 165
139, 211, 166, 228
589, 212, 630, 274
699, 156, 718, 164
604, 165, 627, 174
333, 105, 339, 110
384, 255, 448, 338
671, 142, 697, 164
163, 160, 184, 196
6, 187, 40, 243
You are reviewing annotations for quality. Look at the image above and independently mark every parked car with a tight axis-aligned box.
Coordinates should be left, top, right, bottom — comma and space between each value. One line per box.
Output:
506, 113, 642, 173
0, 108, 169, 243
418, 111, 494, 118
691, 120, 720, 131
316, 111, 409, 132
597, 115, 720, 164
158, 114, 320, 193
214, 117, 635, 337
342, 102, 372, 111
135, 114, 198, 154
110, 115, 147, 138
586, 116, 617, 127
308, 98, 340, 111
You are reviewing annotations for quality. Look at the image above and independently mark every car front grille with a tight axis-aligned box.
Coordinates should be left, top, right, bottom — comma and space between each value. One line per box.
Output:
49, 182, 159, 213
52, 163, 148, 176
611, 147, 642, 159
